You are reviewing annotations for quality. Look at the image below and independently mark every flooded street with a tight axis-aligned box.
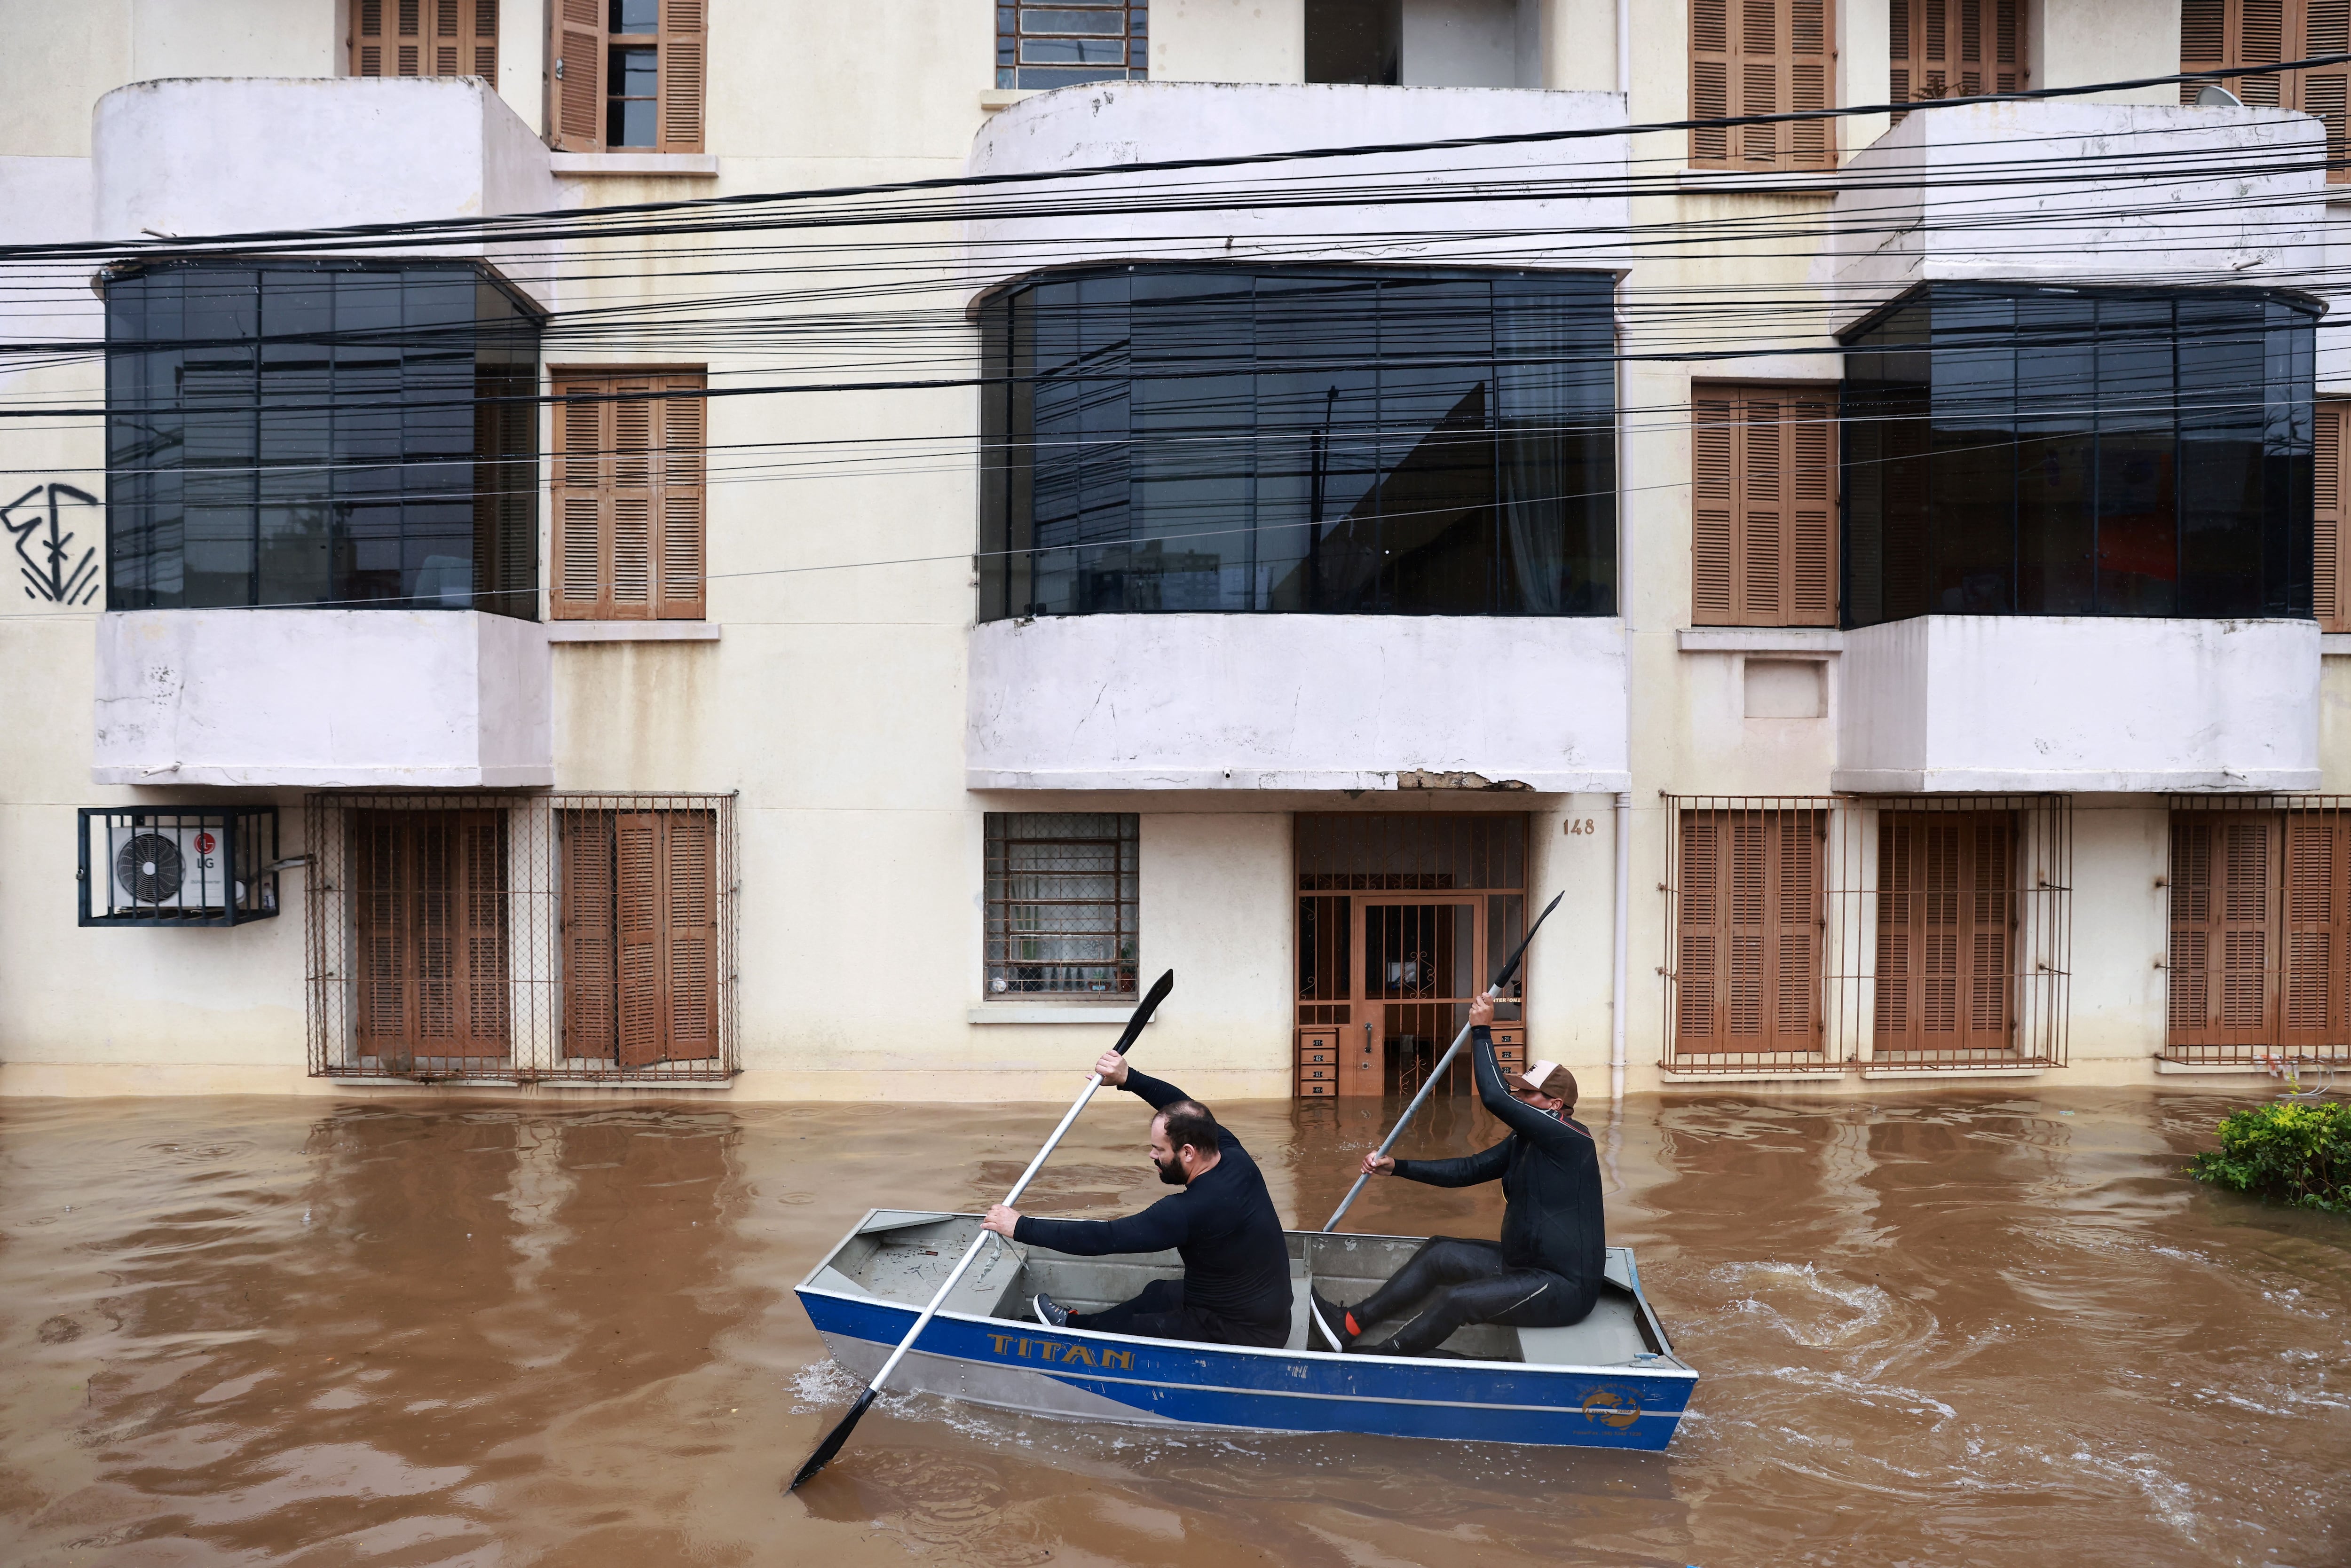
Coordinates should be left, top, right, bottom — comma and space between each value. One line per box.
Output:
0, 1087, 2345, 1568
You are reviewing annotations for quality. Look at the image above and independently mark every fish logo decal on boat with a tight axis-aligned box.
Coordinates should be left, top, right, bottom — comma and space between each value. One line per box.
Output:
1581, 1387, 1642, 1430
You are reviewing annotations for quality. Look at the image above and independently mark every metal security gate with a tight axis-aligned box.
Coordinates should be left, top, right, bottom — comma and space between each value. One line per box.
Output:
1294, 813, 1530, 1098
306, 792, 739, 1083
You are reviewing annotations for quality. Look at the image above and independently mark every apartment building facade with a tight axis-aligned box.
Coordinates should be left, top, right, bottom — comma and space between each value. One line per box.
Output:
0, 0, 2344, 1101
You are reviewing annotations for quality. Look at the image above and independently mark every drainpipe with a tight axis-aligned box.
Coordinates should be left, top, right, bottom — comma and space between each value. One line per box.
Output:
1612, 791, 1630, 1103
1616, 0, 1631, 98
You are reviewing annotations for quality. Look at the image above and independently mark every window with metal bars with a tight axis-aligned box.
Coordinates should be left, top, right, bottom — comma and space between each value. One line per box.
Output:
1689, 383, 1838, 626
306, 792, 738, 1082
2168, 799, 2351, 1064
548, 370, 708, 620
1889, 0, 2026, 122
998, 2, 1149, 90
2182, 0, 2350, 181
548, 0, 705, 153
984, 813, 1140, 997
1663, 795, 2070, 1073
1689, 0, 1836, 170
350, 0, 499, 79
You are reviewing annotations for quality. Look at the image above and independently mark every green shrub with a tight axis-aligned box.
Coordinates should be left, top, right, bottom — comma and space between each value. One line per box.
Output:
2187, 1100, 2351, 1213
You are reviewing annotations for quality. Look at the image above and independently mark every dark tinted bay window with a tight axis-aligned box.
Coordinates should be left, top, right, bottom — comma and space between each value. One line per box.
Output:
105, 260, 541, 618
980, 266, 1617, 619
1842, 284, 2317, 626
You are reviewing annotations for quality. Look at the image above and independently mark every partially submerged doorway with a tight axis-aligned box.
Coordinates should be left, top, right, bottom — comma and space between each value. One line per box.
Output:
1295, 813, 1530, 1097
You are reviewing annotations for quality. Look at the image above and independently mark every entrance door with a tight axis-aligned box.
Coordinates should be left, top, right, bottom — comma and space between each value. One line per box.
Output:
1294, 813, 1531, 1099
1363, 900, 1479, 1097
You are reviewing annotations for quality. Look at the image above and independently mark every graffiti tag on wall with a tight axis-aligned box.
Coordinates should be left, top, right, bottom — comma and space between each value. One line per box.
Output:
3, 482, 101, 605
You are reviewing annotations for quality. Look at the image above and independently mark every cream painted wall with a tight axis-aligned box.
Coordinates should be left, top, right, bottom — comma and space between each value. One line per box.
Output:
1153, 0, 1307, 83
3, 0, 2327, 1107
2035, 0, 2183, 103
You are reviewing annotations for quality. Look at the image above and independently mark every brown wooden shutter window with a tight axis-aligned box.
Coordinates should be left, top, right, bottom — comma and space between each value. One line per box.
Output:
549, 0, 706, 153
1676, 809, 1825, 1054
353, 809, 512, 1062
351, 0, 498, 80
1875, 812, 2016, 1055
550, 371, 709, 621
561, 809, 719, 1065
2318, 401, 2347, 632
1690, 382, 1838, 627
1890, 0, 2027, 122
1690, 0, 1837, 171
2181, 1, 2350, 181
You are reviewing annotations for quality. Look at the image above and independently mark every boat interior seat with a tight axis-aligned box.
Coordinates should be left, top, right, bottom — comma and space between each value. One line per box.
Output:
1515, 1285, 1652, 1368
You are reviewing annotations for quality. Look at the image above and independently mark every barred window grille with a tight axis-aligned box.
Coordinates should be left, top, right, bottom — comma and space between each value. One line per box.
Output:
985, 813, 1139, 997
2167, 796, 2351, 1065
305, 793, 738, 1082
1664, 795, 2071, 1074
997, 1, 1148, 91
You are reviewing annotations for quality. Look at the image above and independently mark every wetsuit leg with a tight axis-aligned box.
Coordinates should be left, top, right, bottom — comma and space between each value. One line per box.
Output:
1347, 1237, 1509, 1327
1071, 1278, 1185, 1335
1070, 1280, 1287, 1347
1364, 1268, 1596, 1357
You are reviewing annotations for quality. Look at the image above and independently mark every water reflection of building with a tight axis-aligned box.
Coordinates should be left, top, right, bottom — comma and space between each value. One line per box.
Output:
3, 3, 2346, 1103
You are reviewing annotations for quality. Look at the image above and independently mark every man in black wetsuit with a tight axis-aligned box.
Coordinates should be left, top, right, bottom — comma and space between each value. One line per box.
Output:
979, 1048, 1292, 1349
1309, 991, 1604, 1356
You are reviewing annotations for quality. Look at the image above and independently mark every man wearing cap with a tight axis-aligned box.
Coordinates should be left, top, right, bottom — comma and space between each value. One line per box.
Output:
1310, 991, 1604, 1356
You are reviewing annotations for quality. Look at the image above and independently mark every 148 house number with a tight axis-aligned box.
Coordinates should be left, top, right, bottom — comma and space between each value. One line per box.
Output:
1564, 818, 1598, 835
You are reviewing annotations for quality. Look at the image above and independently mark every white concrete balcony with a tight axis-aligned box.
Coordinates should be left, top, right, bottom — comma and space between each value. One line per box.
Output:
1827, 101, 2324, 328
94, 76, 559, 306
967, 615, 1628, 792
1833, 617, 2319, 794
964, 80, 1630, 287
93, 610, 552, 788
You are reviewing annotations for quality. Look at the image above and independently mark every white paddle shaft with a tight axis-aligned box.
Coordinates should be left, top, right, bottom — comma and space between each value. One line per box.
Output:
859, 1067, 1111, 1398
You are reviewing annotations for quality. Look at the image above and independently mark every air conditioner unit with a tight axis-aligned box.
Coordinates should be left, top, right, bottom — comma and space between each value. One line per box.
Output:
107, 824, 238, 911
79, 807, 280, 927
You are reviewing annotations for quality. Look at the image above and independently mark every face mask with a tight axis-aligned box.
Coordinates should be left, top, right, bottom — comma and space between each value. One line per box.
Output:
1153, 1151, 1188, 1187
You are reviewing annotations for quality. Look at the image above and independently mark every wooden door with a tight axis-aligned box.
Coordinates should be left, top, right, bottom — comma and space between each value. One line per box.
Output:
1361, 899, 1481, 1097
353, 808, 510, 1062
1875, 812, 2016, 1055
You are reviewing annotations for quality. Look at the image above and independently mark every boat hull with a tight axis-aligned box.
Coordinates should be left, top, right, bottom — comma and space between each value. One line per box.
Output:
798, 1287, 1692, 1450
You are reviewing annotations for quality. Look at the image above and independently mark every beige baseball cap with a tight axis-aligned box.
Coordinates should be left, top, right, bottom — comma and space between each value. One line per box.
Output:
1503, 1060, 1577, 1105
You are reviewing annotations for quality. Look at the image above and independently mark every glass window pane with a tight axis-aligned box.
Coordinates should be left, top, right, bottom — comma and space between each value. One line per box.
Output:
1839, 282, 2316, 628
103, 260, 542, 617
991, 265, 1616, 620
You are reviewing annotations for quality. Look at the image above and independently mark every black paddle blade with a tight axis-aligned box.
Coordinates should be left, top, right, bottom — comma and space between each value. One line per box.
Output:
788, 1386, 876, 1492
1491, 890, 1566, 991
1112, 968, 1176, 1055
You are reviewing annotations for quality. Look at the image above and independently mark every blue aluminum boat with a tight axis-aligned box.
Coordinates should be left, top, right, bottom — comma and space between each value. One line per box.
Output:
796, 1209, 1696, 1450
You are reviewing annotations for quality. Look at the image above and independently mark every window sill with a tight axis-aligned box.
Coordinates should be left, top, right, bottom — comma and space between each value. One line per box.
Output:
980, 89, 1040, 113
1657, 1065, 1844, 1084
1675, 166, 1846, 195
2322, 633, 2351, 656
967, 1002, 1152, 1024
1677, 626, 1843, 654
1860, 1064, 2050, 1080
550, 152, 719, 177
546, 621, 720, 643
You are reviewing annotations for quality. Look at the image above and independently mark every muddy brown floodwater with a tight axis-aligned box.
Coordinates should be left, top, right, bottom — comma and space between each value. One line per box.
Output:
0, 1088, 2347, 1567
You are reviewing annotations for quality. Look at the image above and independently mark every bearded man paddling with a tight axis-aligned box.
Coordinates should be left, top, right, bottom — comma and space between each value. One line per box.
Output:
981, 1049, 1292, 1349
1310, 990, 1605, 1356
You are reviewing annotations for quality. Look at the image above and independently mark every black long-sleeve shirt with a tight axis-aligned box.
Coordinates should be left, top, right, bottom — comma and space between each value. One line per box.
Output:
1391, 1026, 1606, 1285
1011, 1069, 1292, 1332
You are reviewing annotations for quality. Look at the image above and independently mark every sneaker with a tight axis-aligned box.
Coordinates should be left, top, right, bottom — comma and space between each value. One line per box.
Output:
1308, 1288, 1360, 1353
1032, 1292, 1072, 1329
